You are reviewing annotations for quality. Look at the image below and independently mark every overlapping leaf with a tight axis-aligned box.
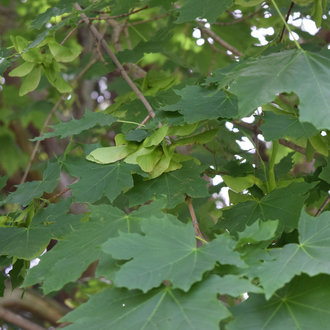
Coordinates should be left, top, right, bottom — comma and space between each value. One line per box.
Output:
248, 211, 330, 298
227, 274, 330, 330
1, 162, 60, 207
228, 50, 330, 129
0, 199, 82, 259
161, 85, 238, 123
125, 161, 209, 208
261, 111, 318, 140
65, 159, 136, 203
102, 215, 245, 292
32, 110, 116, 141
61, 276, 231, 330
217, 182, 312, 233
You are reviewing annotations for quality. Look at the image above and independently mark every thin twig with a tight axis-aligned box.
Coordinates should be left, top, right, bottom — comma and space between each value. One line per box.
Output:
49, 187, 71, 202
95, 5, 148, 18
185, 195, 207, 244
278, 138, 306, 155
198, 23, 243, 57
21, 58, 97, 184
214, 6, 264, 26
200, 29, 231, 58
315, 195, 330, 217
279, 2, 295, 42
128, 14, 168, 25
0, 306, 44, 330
20, 96, 65, 184
61, 20, 83, 45
74, 3, 155, 119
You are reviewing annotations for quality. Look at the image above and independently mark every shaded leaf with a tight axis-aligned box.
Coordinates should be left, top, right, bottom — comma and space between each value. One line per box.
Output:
228, 274, 330, 330
32, 110, 116, 141
102, 215, 245, 292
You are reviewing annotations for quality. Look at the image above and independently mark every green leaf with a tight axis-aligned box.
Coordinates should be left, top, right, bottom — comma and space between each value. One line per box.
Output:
125, 129, 148, 142
61, 276, 231, 330
86, 144, 138, 164
23, 204, 137, 293
0, 176, 7, 190
65, 159, 136, 203
237, 220, 279, 247
19, 66, 41, 96
217, 182, 312, 233
0, 199, 82, 259
320, 157, 330, 183
48, 40, 82, 63
228, 274, 330, 330
222, 174, 263, 192
261, 111, 319, 140
229, 50, 330, 129
125, 161, 209, 208
102, 215, 245, 292
31, 110, 116, 141
250, 211, 330, 298
175, 0, 232, 23
2, 162, 60, 206
9, 62, 35, 77
142, 124, 168, 147
31, 7, 68, 29
161, 86, 238, 123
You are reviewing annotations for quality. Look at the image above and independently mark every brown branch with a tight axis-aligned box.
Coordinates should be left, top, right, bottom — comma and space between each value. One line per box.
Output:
198, 22, 243, 57
49, 187, 71, 202
315, 195, 330, 217
185, 195, 207, 244
214, 6, 264, 26
128, 14, 168, 26
61, 20, 83, 45
20, 95, 65, 184
74, 3, 156, 119
278, 138, 306, 155
279, 2, 295, 42
0, 306, 45, 330
95, 5, 148, 18
21, 58, 98, 184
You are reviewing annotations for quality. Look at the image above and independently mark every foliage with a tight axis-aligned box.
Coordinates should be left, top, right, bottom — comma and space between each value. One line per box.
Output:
0, 0, 329, 329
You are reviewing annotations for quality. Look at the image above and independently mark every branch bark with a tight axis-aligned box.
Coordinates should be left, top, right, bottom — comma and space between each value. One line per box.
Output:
197, 22, 243, 57
74, 3, 155, 120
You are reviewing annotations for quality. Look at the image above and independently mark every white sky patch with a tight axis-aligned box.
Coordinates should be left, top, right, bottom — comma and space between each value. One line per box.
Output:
212, 175, 223, 185
236, 137, 255, 153
289, 31, 300, 41
196, 38, 205, 46
242, 115, 255, 124
321, 131, 327, 136
288, 12, 320, 35
30, 258, 41, 268
192, 28, 201, 39
251, 26, 274, 46
225, 122, 234, 131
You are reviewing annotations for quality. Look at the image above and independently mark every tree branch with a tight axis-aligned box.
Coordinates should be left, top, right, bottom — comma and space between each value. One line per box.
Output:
214, 6, 264, 26
315, 195, 330, 217
279, 2, 295, 42
185, 195, 207, 244
0, 306, 45, 330
95, 5, 149, 18
74, 3, 156, 119
198, 22, 243, 57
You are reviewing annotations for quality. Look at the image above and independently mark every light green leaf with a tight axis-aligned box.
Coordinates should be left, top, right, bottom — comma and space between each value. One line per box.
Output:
9, 62, 35, 77
228, 274, 330, 330
48, 40, 82, 63
102, 215, 245, 292
222, 174, 263, 192
31, 110, 116, 141
19, 66, 41, 96
172, 129, 219, 147
61, 276, 231, 330
136, 148, 163, 172
237, 220, 279, 247
161, 86, 238, 123
142, 124, 168, 147
175, 0, 232, 23
229, 50, 330, 129
86, 144, 138, 164
309, 134, 328, 156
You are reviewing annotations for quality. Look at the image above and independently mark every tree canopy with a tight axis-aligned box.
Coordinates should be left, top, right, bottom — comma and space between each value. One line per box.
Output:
0, 0, 329, 329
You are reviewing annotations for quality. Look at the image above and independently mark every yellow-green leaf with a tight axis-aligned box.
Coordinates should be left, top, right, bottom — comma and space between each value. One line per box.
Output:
19, 66, 41, 96
9, 62, 35, 77
143, 124, 168, 147
86, 145, 138, 164
48, 40, 82, 63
